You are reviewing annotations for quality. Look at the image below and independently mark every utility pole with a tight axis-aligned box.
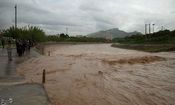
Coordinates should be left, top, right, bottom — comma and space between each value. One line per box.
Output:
161, 26, 164, 31
145, 24, 147, 35
152, 24, 155, 33
149, 24, 151, 34
15, 5, 17, 29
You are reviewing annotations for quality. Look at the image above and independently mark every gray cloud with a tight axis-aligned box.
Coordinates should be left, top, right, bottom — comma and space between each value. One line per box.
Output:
0, 0, 175, 35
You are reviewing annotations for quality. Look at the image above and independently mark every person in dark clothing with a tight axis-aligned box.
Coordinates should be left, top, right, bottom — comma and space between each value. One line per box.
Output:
16, 39, 20, 56
1, 38, 5, 48
16, 39, 23, 57
21, 40, 27, 55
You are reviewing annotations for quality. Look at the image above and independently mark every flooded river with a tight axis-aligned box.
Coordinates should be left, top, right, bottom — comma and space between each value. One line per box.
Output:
17, 44, 175, 105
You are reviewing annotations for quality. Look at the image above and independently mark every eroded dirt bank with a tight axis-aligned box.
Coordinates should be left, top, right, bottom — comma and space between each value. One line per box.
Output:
17, 44, 175, 105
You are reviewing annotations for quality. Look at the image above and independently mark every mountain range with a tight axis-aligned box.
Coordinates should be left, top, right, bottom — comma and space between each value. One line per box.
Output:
87, 28, 142, 39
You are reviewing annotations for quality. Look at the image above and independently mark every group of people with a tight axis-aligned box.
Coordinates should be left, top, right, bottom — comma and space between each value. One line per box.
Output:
1, 38, 34, 61
16, 39, 32, 56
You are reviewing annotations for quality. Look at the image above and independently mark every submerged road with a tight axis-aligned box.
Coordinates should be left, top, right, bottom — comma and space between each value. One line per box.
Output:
0, 48, 23, 82
0, 48, 52, 105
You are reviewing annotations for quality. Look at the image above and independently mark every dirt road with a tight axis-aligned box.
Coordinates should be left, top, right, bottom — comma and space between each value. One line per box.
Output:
17, 44, 175, 105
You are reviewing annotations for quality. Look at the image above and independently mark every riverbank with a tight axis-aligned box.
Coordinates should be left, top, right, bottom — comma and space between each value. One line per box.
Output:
111, 43, 175, 52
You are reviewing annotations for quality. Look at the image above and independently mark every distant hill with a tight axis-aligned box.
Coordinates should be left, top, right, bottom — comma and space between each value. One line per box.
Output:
87, 28, 142, 39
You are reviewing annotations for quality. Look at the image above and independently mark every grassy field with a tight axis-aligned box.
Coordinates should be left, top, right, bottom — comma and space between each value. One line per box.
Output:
111, 43, 175, 52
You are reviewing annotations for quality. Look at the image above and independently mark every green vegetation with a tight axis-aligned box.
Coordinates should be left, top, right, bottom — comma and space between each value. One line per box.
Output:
112, 30, 175, 44
47, 34, 107, 43
112, 29, 175, 52
2, 26, 46, 42
1, 26, 107, 43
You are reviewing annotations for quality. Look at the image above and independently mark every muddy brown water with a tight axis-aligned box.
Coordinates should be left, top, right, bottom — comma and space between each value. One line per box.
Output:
17, 44, 175, 105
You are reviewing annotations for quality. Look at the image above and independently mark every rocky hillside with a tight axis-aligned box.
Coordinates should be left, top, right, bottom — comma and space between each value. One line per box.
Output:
87, 28, 141, 39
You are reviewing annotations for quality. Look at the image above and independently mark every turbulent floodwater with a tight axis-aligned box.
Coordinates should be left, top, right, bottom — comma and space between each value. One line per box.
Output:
17, 44, 175, 105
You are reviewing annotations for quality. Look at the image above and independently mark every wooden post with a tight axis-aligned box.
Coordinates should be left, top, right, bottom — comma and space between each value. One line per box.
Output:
48, 51, 50, 56
42, 69, 46, 84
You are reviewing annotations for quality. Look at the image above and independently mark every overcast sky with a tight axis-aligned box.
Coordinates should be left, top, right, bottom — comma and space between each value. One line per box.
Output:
0, 0, 175, 35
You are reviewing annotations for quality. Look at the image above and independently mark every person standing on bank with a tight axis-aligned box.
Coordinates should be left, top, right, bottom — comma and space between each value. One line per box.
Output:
7, 40, 12, 61
1, 38, 5, 48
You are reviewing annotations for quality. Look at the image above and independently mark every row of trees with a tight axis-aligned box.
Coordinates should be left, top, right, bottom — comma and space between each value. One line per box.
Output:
113, 30, 175, 44
2, 26, 46, 42
1, 26, 107, 43
47, 34, 107, 42
2, 26, 175, 44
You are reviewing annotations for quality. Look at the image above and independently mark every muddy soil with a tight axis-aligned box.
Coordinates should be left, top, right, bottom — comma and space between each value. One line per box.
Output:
17, 44, 175, 105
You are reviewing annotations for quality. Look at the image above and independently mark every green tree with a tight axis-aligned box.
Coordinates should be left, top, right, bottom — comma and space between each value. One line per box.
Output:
2, 26, 46, 42
60, 33, 69, 38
